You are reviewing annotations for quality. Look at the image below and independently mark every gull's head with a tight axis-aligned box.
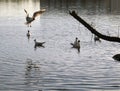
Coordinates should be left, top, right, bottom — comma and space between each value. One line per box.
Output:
34, 39, 36, 42
76, 37, 78, 40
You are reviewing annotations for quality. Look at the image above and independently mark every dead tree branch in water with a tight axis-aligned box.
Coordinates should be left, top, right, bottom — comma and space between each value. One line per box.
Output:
69, 11, 120, 43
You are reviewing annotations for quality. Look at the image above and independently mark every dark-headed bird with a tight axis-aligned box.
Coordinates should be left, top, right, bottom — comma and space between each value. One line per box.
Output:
26, 30, 30, 39
71, 38, 80, 52
24, 9, 46, 27
70, 37, 78, 48
26, 30, 30, 37
34, 39, 45, 48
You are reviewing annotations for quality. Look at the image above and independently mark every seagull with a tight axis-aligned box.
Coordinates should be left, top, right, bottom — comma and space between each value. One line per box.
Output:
34, 39, 45, 48
24, 9, 46, 27
71, 38, 80, 52
74, 37, 78, 46
70, 37, 78, 48
26, 30, 30, 37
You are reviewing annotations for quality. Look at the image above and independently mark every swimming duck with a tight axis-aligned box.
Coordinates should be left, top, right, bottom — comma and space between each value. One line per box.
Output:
34, 39, 45, 47
24, 9, 46, 27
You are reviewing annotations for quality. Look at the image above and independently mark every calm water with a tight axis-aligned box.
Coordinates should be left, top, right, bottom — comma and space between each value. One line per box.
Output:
0, 0, 120, 91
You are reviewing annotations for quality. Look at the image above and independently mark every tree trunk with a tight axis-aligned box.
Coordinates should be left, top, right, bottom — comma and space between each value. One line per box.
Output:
69, 11, 120, 43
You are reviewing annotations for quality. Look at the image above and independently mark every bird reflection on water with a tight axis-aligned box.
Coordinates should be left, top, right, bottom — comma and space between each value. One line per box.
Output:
24, 59, 41, 86
0, 0, 120, 90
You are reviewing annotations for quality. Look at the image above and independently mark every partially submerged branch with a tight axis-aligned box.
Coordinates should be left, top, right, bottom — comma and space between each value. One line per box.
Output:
69, 11, 120, 43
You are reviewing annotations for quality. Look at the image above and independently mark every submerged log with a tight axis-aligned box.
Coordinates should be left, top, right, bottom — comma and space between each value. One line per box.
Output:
69, 11, 120, 43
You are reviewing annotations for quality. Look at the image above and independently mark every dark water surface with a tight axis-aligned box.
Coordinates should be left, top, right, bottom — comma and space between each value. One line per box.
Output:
0, 0, 120, 91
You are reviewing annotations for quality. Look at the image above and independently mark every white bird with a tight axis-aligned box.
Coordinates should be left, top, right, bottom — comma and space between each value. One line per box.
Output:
26, 30, 30, 37
71, 38, 80, 52
24, 9, 46, 27
70, 37, 78, 48
74, 37, 78, 46
34, 39, 45, 47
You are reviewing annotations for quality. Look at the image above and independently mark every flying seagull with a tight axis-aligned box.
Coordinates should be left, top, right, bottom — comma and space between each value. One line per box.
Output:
24, 9, 46, 27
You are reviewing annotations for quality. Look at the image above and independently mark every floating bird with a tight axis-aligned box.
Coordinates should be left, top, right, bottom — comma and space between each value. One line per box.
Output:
24, 9, 46, 27
71, 38, 80, 52
34, 39, 45, 48
70, 37, 78, 48
94, 35, 101, 42
26, 30, 30, 37
74, 37, 78, 46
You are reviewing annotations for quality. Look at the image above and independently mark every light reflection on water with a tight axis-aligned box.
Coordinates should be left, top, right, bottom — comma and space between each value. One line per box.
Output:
0, 0, 120, 91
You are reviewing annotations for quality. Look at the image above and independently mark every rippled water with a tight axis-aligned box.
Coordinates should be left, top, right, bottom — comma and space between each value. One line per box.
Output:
0, 0, 120, 91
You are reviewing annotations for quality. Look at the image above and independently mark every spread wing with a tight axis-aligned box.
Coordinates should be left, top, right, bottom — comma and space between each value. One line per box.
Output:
24, 9, 28, 15
32, 9, 46, 19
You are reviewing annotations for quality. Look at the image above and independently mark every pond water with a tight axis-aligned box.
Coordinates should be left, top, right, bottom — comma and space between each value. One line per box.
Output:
0, 0, 120, 91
